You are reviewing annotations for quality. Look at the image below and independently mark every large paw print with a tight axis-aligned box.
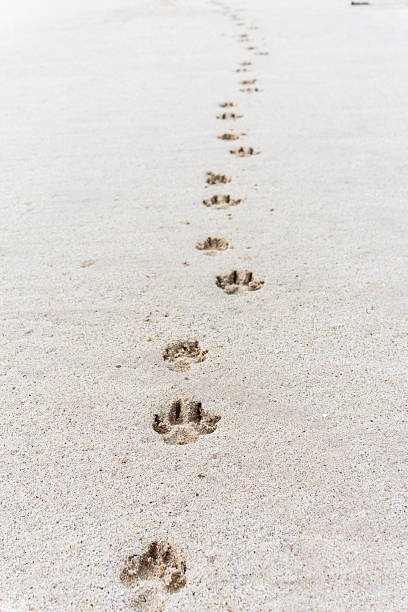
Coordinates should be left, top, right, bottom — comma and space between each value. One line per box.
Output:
216, 270, 264, 294
153, 399, 221, 445
121, 541, 187, 593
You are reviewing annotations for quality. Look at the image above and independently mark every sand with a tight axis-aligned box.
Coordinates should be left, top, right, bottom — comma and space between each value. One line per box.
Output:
1, 0, 408, 609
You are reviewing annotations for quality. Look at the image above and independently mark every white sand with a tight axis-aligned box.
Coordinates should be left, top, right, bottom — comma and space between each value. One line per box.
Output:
1, 0, 408, 609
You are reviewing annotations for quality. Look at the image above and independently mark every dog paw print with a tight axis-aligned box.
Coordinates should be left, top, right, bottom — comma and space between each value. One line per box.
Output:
216, 112, 243, 120
203, 194, 242, 209
121, 541, 187, 593
196, 237, 229, 253
216, 270, 264, 294
230, 146, 260, 157
153, 399, 221, 445
206, 171, 231, 185
218, 133, 240, 140
163, 340, 207, 371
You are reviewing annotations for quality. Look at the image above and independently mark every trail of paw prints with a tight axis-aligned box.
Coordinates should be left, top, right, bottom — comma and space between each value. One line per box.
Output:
163, 340, 207, 371
239, 78, 262, 94
121, 541, 186, 610
225, 6, 269, 56
153, 399, 221, 445
204, 168, 243, 214
216, 270, 264, 294
236, 60, 253, 73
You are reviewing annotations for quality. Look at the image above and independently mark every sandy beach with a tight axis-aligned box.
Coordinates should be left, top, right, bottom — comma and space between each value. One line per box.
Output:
1, 0, 408, 609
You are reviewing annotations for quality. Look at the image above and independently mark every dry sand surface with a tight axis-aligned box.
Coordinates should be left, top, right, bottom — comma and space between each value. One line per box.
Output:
1, 0, 408, 609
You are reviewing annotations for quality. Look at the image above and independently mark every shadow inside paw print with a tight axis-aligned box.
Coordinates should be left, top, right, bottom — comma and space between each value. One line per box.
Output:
153, 399, 221, 445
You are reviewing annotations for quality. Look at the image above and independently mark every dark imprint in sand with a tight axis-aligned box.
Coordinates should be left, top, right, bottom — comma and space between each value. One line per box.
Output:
203, 194, 242, 209
206, 171, 232, 185
216, 270, 264, 294
240, 87, 261, 93
163, 340, 207, 371
216, 112, 243, 120
121, 542, 186, 593
229, 146, 259, 157
196, 237, 229, 252
153, 399, 221, 445
218, 133, 241, 140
